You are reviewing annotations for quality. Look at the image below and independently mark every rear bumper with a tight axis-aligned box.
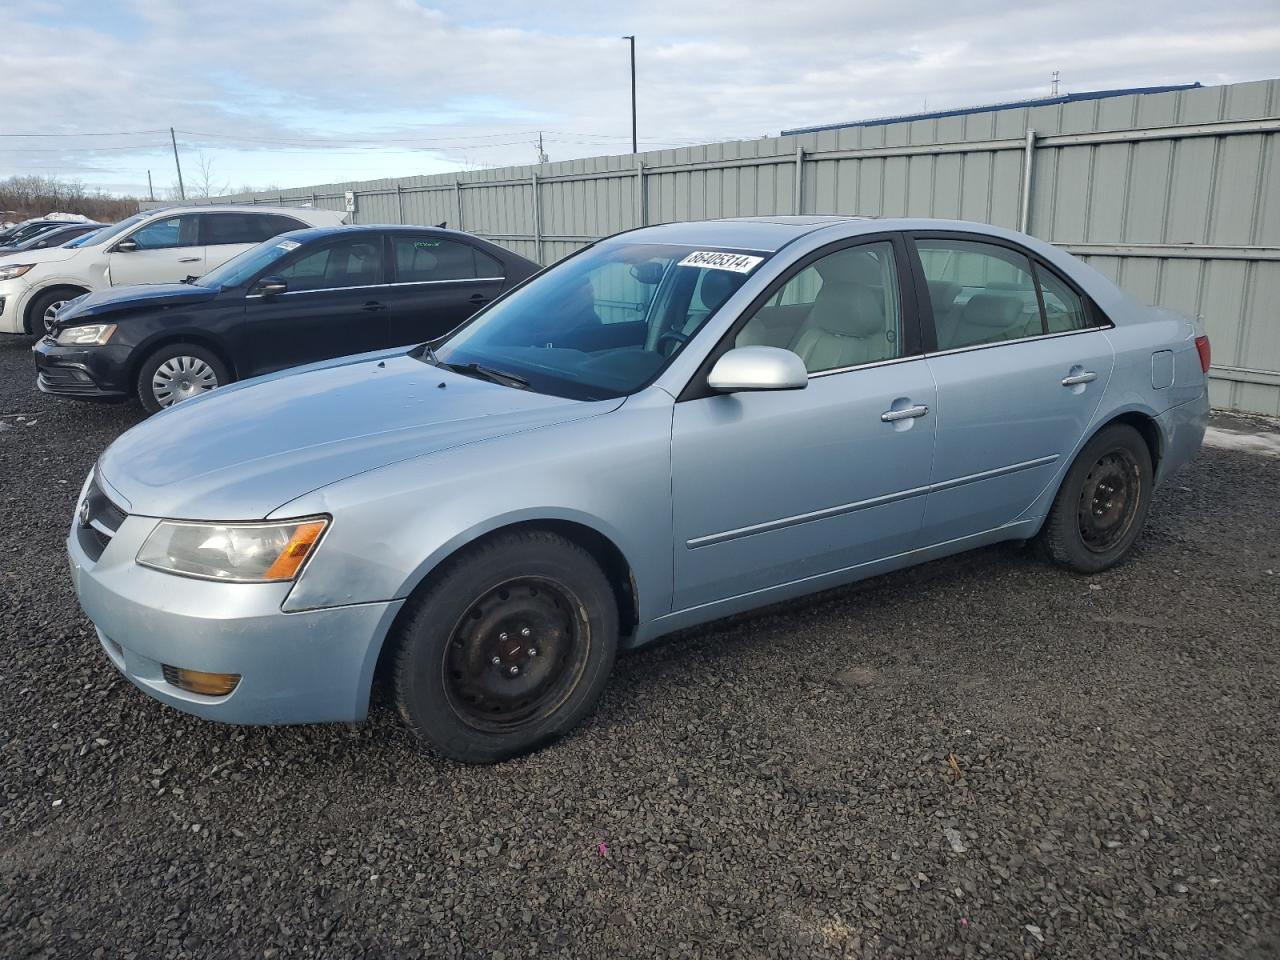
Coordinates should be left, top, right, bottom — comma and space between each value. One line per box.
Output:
32, 339, 133, 399
1154, 390, 1209, 486
68, 476, 404, 724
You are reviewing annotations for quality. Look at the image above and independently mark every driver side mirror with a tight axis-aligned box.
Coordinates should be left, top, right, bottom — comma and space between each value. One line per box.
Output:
252, 276, 288, 297
707, 346, 808, 393
113, 239, 139, 253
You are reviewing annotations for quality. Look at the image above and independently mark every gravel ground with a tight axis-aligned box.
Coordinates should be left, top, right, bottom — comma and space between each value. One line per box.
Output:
1, 333, 1277, 960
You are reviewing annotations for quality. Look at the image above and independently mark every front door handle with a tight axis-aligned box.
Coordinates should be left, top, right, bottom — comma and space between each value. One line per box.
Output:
881, 404, 929, 422
362, 301, 388, 312
468, 293, 490, 305
1061, 370, 1097, 386
177, 257, 201, 263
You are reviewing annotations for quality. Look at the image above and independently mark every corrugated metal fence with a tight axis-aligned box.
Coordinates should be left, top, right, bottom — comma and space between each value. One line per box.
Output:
171, 78, 1280, 415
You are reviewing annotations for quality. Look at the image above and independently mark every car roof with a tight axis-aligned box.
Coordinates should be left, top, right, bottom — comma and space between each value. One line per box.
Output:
267, 223, 519, 249
609, 216, 1058, 253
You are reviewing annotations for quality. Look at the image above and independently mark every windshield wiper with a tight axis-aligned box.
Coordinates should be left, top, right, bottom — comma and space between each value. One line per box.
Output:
446, 362, 530, 390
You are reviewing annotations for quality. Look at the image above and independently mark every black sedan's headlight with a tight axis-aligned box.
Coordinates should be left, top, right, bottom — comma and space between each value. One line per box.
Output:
55, 323, 116, 346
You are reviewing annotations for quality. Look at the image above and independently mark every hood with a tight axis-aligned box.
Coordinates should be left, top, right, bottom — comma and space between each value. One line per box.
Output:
57, 283, 219, 324
97, 350, 621, 520
0, 243, 82, 267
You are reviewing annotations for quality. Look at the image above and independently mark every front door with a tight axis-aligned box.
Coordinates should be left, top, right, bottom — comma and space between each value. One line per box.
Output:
109, 213, 204, 285
670, 238, 938, 611
239, 234, 389, 377
911, 234, 1115, 544
383, 234, 508, 346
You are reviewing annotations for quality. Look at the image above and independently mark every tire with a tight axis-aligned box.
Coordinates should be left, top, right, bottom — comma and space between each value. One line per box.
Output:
27, 287, 85, 338
393, 530, 619, 763
1040, 423, 1154, 574
136, 342, 230, 415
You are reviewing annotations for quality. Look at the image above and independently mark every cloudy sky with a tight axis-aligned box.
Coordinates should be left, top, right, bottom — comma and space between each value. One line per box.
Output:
3, 0, 1278, 197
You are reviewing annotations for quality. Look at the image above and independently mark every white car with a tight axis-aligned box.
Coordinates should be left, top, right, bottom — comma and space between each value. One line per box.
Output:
0, 204, 347, 336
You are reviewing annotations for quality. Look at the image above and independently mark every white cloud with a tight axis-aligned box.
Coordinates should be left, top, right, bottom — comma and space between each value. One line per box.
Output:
1, 0, 1276, 195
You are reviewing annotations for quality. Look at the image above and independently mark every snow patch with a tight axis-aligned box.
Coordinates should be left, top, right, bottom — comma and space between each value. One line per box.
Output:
1203, 426, 1280, 458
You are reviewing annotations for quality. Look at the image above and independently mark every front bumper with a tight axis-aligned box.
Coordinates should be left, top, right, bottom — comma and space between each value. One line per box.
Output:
0, 279, 28, 334
68, 477, 404, 724
33, 338, 133, 400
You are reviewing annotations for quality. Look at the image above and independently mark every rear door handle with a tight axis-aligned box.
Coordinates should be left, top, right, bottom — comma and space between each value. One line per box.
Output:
468, 293, 490, 305
1061, 370, 1097, 386
362, 301, 388, 312
177, 257, 201, 263
881, 404, 929, 422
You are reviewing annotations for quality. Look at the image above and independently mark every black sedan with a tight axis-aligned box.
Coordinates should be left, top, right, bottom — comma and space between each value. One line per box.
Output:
33, 224, 540, 413
0, 221, 105, 255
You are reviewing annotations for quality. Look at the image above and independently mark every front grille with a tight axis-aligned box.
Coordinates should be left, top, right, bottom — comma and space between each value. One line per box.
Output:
76, 473, 128, 562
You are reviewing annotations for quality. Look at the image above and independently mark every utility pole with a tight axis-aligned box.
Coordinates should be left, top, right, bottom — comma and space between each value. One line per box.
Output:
147, 170, 155, 202
169, 127, 185, 200
622, 35, 637, 154
1051, 70, 1060, 97
534, 131, 548, 164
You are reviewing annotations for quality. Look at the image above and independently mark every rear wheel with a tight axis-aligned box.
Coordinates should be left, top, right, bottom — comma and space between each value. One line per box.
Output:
393, 530, 618, 763
1040, 423, 1153, 573
136, 343, 230, 414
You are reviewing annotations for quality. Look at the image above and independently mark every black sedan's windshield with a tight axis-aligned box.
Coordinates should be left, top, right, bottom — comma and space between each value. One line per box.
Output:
432, 242, 767, 400
196, 236, 302, 289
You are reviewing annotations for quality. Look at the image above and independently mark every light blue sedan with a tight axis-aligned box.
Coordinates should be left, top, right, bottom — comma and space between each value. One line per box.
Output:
68, 217, 1210, 762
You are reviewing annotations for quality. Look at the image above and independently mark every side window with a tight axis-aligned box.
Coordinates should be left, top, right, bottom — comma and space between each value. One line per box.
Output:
128, 215, 198, 251
1038, 267, 1089, 334
276, 238, 383, 292
475, 247, 503, 278
735, 240, 902, 374
202, 213, 303, 246
392, 237, 490, 283
916, 239, 1042, 349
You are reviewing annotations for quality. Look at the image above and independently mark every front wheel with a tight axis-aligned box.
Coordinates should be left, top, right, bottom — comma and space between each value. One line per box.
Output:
393, 530, 619, 763
28, 288, 85, 338
1040, 423, 1154, 573
136, 343, 230, 414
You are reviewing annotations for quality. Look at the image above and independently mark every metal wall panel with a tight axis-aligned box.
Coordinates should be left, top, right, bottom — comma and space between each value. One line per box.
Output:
161, 78, 1280, 414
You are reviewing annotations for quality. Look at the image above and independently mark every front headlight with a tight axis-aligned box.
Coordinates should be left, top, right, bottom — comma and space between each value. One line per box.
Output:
0, 263, 34, 281
137, 517, 329, 582
56, 323, 116, 346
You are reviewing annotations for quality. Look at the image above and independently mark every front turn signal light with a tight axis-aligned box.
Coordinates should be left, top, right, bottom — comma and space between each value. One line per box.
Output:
263, 520, 328, 581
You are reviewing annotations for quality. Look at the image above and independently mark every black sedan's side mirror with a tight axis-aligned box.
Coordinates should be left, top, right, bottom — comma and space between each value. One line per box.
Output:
113, 239, 139, 253
252, 276, 288, 297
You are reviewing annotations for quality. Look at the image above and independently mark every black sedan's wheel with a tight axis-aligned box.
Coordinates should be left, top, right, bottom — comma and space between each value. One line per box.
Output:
136, 343, 230, 414
1040, 423, 1153, 573
393, 530, 618, 763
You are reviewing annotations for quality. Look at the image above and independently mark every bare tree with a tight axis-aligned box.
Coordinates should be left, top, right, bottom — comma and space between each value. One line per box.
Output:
0, 175, 139, 223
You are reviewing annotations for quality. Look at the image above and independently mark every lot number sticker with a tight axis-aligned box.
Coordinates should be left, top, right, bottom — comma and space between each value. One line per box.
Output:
677, 250, 764, 273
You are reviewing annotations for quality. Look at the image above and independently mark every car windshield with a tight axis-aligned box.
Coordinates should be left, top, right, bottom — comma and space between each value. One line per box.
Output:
196, 236, 304, 289
82, 212, 151, 247
62, 229, 102, 248
431, 241, 768, 400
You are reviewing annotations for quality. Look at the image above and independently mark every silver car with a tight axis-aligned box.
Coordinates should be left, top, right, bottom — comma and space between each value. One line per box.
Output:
69, 217, 1209, 762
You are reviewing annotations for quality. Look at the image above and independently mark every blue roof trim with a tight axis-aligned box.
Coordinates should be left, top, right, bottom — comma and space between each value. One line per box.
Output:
781, 83, 1203, 136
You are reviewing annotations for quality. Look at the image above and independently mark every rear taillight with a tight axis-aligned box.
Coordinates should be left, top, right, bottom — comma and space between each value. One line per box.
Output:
1194, 335, 1211, 374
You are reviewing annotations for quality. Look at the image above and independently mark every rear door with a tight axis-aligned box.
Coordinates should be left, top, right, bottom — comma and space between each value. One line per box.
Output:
911, 233, 1115, 544
383, 234, 507, 345
200, 212, 307, 272
108, 213, 204, 285
239, 234, 389, 376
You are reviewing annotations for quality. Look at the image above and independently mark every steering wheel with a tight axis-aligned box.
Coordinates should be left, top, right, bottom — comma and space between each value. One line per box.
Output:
655, 330, 689, 356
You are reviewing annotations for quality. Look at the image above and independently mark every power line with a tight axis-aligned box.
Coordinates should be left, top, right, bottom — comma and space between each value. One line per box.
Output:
0, 129, 168, 138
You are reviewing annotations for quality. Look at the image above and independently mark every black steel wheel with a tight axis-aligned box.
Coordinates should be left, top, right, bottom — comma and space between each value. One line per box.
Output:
1076, 449, 1141, 553
393, 530, 618, 763
1041, 423, 1154, 574
442, 577, 591, 733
